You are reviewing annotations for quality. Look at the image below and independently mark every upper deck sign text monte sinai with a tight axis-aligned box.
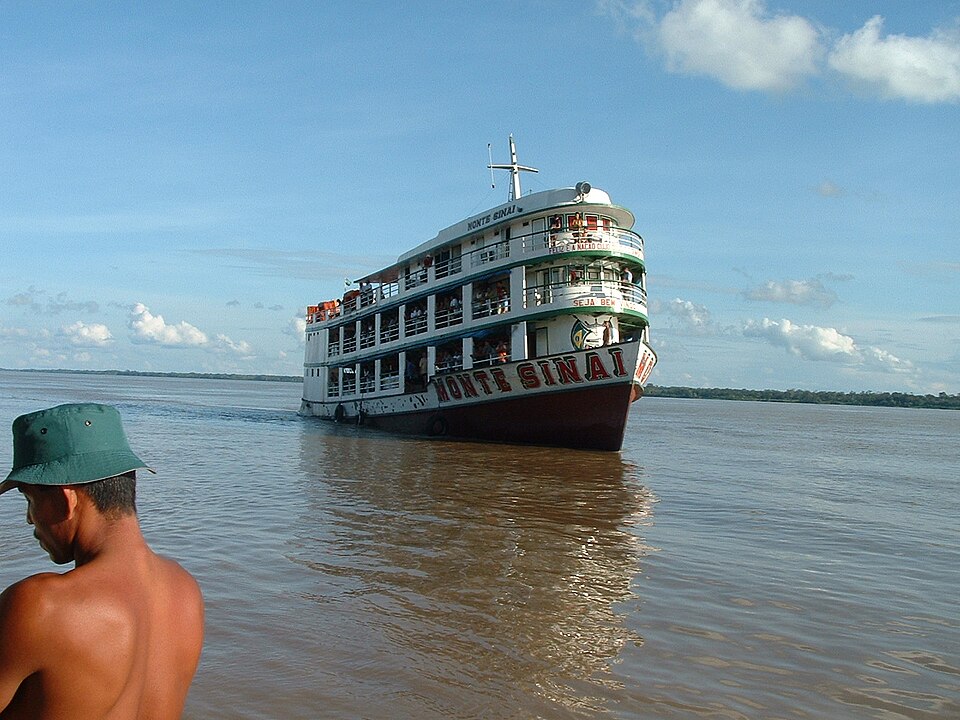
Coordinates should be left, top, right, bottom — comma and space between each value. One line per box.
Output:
466, 204, 518, 231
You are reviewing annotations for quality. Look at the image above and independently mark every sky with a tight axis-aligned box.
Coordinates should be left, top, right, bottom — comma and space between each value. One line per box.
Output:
0, 1, 958, 393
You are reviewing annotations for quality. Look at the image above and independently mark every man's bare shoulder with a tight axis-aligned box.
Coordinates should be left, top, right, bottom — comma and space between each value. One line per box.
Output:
0, 572, 73, 631
152, 555, 204, 621
0, 572, 73, 694
0, 570, 113, 664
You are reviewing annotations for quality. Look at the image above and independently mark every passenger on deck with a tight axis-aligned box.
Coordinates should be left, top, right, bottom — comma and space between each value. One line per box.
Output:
404, 359, 419, 390
549, 214, 562, 245
418, 354, 428, 385
570, 212, 584, 239
496, 282, 509, 313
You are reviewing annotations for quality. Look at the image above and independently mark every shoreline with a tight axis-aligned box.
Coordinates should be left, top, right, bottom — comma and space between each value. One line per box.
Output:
2, 367, 956, 409
0, 367, 301, 383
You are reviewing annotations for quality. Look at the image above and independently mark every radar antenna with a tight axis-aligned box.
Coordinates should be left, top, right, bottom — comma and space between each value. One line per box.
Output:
487, 143, 495, 188
488, 134, 538, 201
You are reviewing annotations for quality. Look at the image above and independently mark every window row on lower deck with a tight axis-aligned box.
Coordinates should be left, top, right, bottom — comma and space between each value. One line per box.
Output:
306, 329, 516, 399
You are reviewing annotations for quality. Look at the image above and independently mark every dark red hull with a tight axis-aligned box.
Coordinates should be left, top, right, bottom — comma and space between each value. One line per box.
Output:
363, 381, 637, 451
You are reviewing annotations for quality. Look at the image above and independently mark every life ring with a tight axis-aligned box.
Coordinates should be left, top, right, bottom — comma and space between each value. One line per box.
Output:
428, 414, 448, 436
333, 404, 345, 423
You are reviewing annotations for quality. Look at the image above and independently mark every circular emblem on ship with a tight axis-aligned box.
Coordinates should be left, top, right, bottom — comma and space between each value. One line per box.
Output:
571, 317, 590, 350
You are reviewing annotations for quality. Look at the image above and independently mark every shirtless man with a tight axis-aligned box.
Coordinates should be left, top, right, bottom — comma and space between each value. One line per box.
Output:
0, 403, 204, 719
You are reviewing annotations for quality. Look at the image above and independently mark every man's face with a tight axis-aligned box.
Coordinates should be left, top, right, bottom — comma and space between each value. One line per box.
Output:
18, 485, 74, 565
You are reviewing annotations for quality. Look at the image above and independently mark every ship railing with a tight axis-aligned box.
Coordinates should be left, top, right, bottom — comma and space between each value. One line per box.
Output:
469, 239, 510, 269
434, 256, 462, 279
328, 341, 341, 357
358, 288, 378, 310
342, 377, 357, 395
380, 325, 399, 344
404, 270, 428, 291
341, 291, 363, 315
435, 307, 463, 328
619, 281, 648, 305
434, 358, 464, 374
342, 337, 357, 354
609, 228, 644, 253
380, 371, 400, 390
527, 280, 608, 306
472, 354, 511, 368
472, 296, 510, 320
359, 332, 376, 350
359, 376, 376, 394
519, 226, 644, 257
523, 278, 646, 309
311, 300, 345, 322
326, 384, 340, 399
380, 281, 400, 300
404, 316, 428, 336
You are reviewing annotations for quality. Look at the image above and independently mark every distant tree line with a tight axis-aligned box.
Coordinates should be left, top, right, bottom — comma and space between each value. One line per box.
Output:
4, 369, 957, 409
5, 368, 301, 383
644, 385, 960, 410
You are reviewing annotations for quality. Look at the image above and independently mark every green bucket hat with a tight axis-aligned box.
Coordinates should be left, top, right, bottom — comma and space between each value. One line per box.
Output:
0, 403, 153, 496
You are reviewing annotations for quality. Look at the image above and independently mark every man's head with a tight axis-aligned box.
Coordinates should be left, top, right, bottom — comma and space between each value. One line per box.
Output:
1, 403, 152, 497
3, 403, 150, 564
18, 471, 138, 563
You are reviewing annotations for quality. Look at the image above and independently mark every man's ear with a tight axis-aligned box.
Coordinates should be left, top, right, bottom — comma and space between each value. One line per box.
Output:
59, 487, 80, 519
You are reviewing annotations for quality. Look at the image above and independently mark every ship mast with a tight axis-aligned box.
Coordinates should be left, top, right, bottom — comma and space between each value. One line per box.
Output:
488, 134, 538, 202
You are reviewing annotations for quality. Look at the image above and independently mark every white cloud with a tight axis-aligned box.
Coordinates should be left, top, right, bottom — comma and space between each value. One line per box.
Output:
899, 260, 960, 279
0, 325, 30, 338
815, 180, 844, 198
743, 317, 914, 374
604, 3, 960, 104
5, 288, 98, 315
665, 297, 713, 333
861, 346, 913, 374
743, 279, 837, 308
828, 16, 960, 103
919, 315, 960, 325
127, 302, 256, 358
62, 320, 113, 347
129, 303, 208, 347
6, 292, 35, 308
744, 317, 856, 361
656, 0, 821, 91
285, 316, 307, 346
214, 334, 253, 357
283, 315, 307, 347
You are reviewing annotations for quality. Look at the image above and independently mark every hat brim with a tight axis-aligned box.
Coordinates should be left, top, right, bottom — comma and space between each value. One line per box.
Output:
2, 450, 155, 495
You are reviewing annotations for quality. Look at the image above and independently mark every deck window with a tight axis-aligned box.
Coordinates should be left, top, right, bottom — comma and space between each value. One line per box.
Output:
434, 246, 462, 279
472, 335, 511, 367
380, 355, 400, 391
472, 277, 510, 319
435, 340, 463, 374
436, 291, 463, 328
380, 310, 400, 344
404, 301, 428, 336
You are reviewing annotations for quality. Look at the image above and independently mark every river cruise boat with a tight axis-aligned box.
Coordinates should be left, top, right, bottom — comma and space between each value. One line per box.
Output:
300, 137, 657, 451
